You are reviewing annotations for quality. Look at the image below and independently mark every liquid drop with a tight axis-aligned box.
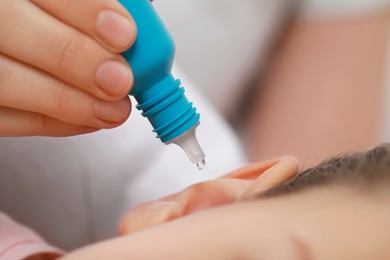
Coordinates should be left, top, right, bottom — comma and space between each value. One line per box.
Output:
196, 159, 206, 170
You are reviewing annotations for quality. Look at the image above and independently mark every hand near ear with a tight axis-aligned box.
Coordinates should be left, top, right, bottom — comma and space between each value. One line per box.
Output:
119, 156, 299, 235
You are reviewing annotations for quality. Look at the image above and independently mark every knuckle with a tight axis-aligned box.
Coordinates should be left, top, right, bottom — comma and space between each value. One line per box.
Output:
50, 85, 95, 127
53, 85, 68, 116
45, 83, 72, 123
0, 55, 9, 77
53, 34, 85, 70
38, 114, 68, 136
39, 113, 53, 133
0, 56, 13, 95
0, 56, 6, 87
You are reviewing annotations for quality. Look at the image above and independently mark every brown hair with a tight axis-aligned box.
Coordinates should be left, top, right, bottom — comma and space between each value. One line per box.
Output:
259, 144, 390, 198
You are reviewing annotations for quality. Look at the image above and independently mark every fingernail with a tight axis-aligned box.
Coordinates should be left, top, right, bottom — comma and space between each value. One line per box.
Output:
94, 98, 130, 123
95, 10, 135, 49
95, 60, 132, 97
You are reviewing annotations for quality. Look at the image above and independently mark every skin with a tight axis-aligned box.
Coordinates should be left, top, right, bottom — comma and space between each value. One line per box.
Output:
61, 157, 390, 259
243, 10, 390, 167
0, 0, 137, 136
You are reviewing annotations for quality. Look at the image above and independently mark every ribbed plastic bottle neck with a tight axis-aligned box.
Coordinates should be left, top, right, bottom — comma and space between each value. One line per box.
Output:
134, 75, 200, 144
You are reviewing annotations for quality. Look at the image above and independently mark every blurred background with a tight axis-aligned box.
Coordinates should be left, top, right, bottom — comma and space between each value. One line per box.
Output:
155, 0, 293, 119
155, 0, 390, 166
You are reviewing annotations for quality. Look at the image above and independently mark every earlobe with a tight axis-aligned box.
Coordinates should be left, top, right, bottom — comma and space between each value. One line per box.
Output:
237, 156, 300, 200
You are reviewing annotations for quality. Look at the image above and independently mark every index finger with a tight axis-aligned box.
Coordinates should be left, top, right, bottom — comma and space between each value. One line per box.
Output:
0, 1, 133, 101
32, 0, 136, 53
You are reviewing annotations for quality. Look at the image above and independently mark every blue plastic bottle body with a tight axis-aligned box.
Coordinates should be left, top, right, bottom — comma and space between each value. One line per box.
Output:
118, 0, 200, 143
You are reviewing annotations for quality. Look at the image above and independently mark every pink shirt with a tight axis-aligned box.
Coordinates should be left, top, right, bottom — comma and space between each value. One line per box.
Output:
0, 212, 63, 260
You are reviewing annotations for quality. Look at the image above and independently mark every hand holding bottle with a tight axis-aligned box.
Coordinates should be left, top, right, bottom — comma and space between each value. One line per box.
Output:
0, 0, 136, 136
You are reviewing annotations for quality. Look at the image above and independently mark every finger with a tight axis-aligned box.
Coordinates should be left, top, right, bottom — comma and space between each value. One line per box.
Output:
31, 0, 136, 52
0, 1, 133, 101
0, 106, 98, 137
0, 54, 131, 128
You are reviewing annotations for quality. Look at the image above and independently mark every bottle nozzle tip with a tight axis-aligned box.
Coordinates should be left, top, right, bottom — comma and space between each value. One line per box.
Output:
196, 159, 206, 170
171, 126, 206, 169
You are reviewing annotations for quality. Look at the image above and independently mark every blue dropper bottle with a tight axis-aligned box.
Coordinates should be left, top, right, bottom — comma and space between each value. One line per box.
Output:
118, 0, 206, 169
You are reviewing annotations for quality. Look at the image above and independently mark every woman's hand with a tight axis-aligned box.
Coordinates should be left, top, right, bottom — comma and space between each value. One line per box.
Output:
0, 0, 136, 136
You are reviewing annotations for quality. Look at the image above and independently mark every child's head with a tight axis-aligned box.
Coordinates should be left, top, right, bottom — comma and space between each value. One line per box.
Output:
263, 143, 390, 197
64, 144, 390, 259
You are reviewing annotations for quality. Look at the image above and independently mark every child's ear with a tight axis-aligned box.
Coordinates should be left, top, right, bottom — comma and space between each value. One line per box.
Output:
224, 158, 281, 180
237, 156, 300, 200
119, 157, 299, 235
